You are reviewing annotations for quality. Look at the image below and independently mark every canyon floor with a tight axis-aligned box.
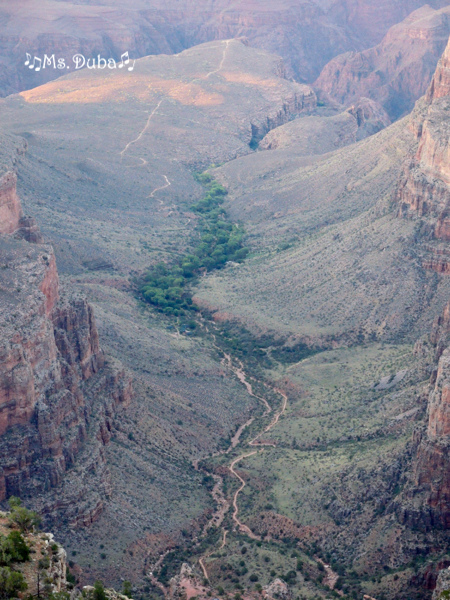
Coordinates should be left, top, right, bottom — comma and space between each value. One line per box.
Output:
1, 30, 450, 600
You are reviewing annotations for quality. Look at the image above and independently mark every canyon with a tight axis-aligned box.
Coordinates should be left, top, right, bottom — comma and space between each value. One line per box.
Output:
1, 0, 450, 97
2, 6, 450, 600
315, 5, 450, 119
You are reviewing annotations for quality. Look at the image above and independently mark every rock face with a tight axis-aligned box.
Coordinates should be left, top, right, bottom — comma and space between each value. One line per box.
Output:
0, 147, 132, 527
315, 6, 450, 120
0, 234, 132, 526
394, 38, 450, 534
262, 578, 292, 600
259, 97, 390, 155
249, 87, 317, 145
404, 299, 450, 531
0, 172, 22, 235
396, 34, 450, 273
346, 97, 392, 140
433, 567, 450, 599
1, 0, 449, 96
414, 348, 450, 525
0, 514, 68, 596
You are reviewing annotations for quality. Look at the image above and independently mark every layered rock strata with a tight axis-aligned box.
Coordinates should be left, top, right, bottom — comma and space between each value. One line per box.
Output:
0, 149, 132, 527
396, 35, 450, 273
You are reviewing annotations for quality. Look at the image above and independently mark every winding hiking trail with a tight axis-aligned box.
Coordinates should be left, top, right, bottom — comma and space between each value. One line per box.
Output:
148, 174, 171, 198
119, 39, 232, 206
199, 528, 228, 580
147, 320, 289, 587
120, 98, 165, 158
195, 333, 289, 578
229, 450, 260, 539
148, 551, 170, 598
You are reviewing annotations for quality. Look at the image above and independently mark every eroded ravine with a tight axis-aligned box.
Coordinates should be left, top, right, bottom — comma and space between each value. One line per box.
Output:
196, 337, 289, 577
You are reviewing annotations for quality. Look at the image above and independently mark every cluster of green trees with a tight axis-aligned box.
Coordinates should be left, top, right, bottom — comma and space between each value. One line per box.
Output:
0, 530, 30, 566
140, 175, 249, 315
0, 567, 28, 600
8, 497, 41, 534
0, 497, 41, 600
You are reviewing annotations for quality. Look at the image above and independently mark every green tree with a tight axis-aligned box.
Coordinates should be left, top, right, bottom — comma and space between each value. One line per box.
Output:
93, 581, 107, 600
122, 581, 132, 597
0, 567, 27, 599
0, 530, 30, 565
8, 497, 41, 533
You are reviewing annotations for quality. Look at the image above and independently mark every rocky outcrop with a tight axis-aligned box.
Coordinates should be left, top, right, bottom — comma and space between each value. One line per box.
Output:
433, 567, 450, 599
315, 6, 450, 120
262, 579, 292, 600
395, 34, 450, 273
15, 216, 44, 244
0, 135, 32, 237
431, 300, 450, 358
428, 28, 450, 102
0, 218, 132, 528
82, 586, 132, 600
346, 97, 391, 140
403, 298, 450, 532
249, 87, 316, 145
0, 171, 22, 235
0, 512, 68, 596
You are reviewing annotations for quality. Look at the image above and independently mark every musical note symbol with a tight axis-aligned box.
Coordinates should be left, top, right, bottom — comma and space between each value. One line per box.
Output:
28, 56, 42, 71
128, 60, 136, 72
118, 51, 130, 69
24, 53, 31, 67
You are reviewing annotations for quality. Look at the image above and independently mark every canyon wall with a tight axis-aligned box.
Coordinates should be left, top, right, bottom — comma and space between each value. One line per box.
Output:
2, 0, 449, 96
0, 153, 132, 528
396, 34, 450, 274
249, 87, 317, 145
315, 6, 450, 120
389, 35, 450, 535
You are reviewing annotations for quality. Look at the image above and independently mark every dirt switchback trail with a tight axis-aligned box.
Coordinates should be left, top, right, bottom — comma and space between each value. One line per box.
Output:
158, 323, 289, 582
199, 529, 228, 579
229, 385, 288, 535
197, 337, 289, 577
229, 450, 260, 538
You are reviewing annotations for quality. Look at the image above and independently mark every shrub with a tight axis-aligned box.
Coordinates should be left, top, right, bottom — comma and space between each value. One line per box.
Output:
8, 498, 41, 533
0, 531, 30, 565
0, 567, 27, 599
93, 581, 107, 600
122, 581, 132, 597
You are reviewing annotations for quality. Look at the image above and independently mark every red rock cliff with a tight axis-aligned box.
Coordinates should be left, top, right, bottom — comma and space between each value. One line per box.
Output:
396, 35, 450, 273
0, 233, 132, 526
401, 301, 450, 531
315, 6, 450, 119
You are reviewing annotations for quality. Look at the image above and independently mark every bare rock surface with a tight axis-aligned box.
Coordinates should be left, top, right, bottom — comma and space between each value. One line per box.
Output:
315, 5, 450, 119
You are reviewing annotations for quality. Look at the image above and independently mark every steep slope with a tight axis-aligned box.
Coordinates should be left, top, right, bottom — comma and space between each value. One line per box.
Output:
0, 153, 132, 529
397, 37, 450, 531
397, 35, 450, 273
1, 0, 449, 95
0, 40, 314, 585
259, 98, 391, 153
315, 5, 450, 120
194, 112, 450, 344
